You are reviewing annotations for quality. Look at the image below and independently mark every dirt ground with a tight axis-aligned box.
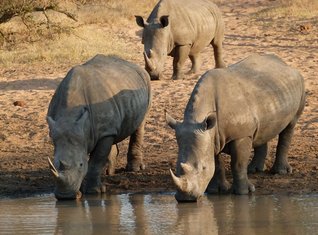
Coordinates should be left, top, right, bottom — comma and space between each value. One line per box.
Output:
0, 0, 317, 199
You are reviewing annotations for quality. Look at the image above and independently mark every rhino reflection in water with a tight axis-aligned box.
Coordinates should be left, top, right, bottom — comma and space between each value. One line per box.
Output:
166, 54, 305, 202
135, 0, 226, 80
47, 55, 151, 200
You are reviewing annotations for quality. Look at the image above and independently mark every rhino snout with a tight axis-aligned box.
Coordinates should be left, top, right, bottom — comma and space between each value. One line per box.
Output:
175, 190, 200, 203
54, 190, 82, 200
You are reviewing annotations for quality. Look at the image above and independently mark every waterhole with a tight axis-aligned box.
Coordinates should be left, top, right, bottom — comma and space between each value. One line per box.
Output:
0, 193, 317, 234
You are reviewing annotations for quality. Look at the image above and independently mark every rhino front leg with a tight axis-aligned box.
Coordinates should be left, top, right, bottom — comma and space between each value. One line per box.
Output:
248, 143, 268, 173
84, 136, 114, 194
271, 121, 296, 174
126, 120, 146, 172
172, 45, 191, 80
230, 137, 255, 195
206, 154, 231, 194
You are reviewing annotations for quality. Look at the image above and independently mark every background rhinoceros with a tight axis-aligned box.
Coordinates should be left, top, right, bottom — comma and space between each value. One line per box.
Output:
166, 54, 305, 202
135, 0, 225, 80
47, 55, 151, 199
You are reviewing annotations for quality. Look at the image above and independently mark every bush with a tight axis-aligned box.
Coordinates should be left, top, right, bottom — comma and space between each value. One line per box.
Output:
0, 0, 60, 23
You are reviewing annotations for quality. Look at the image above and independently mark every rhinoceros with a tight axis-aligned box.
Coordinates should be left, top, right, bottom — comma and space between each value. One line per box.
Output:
135, 0, 225, 80
47, 55, 151, 199
166, 54, 305, 202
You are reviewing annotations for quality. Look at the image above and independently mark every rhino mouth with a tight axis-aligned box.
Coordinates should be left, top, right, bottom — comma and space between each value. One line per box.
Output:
169, 164, 203, 202
54, 190, 82, 200
48, 157, 82, 200
175, 190, 200, 203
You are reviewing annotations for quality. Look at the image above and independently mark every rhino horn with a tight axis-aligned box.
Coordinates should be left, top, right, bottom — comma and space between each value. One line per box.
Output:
169, 169, 191, 192
181, 162, 193, 174
48, 157, 59, 178
143, 51, 156, 71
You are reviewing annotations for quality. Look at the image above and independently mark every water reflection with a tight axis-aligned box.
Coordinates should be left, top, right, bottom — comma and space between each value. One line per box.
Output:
0, 194, 317, 234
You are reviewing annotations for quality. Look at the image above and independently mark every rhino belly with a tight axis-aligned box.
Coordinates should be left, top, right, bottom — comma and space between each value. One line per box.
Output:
92, 90, 149, 144
252, 110, 298, 147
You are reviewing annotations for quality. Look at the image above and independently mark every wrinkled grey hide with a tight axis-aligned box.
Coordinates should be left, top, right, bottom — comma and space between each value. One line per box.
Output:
135, 0, 225, 80
47, 55, 151, 200
166, 54, 305, 202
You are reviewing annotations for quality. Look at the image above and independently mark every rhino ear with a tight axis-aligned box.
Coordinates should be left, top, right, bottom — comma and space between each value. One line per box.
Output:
47, 116, 55, 130
160, 15, 169, 28
47, 116, 56, 138
135, 15, 145, 28
165, 110, 178, 130
203, 113, 216, 131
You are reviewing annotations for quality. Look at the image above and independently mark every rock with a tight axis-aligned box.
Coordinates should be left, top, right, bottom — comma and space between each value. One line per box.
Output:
13, 100, 25, 107
299, 23, 312, 33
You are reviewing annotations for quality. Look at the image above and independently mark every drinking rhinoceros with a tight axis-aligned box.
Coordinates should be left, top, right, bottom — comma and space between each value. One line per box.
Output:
135, 0, 225, 80
166, 54, 305, 202
47, 55, 151, 200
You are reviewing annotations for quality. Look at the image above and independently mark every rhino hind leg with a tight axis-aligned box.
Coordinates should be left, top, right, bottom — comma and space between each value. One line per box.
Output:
248, 143, 268, 173
271, 121, 296, 174
83, 136, 114, 194
206, 155, 231, 194
187, 54, 201, 75
126, 120, 146, 172
172, 45, 191, 80
105, 144, 119, 176
211, 30, 226, 69
229, 137, 255, 195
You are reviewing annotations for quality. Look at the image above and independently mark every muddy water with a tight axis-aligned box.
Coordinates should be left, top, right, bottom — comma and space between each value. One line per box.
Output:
0, 193, 317, 235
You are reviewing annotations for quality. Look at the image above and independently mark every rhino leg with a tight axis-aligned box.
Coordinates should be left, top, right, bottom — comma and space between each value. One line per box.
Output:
271, 121, 296, 174
126, 120, 146, 172
188, 54, 201, 75
105, 145, 118, 176
248, 143, 268, 173
211, 28, 226, 68
172, 45, 191, 80
84, 136, 114, 194
206, 154, 231, 194
230, 137, 255, 195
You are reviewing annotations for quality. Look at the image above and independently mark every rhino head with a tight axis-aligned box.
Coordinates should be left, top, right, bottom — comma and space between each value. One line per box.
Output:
135, 15, 170, 80
166, 112, 216, 202
47, 109, 89, 200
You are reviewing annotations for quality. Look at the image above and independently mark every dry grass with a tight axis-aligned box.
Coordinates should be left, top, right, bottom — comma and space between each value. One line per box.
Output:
0, 26, 133, 67
256, 0, 318, 19
0, 0, 157, 69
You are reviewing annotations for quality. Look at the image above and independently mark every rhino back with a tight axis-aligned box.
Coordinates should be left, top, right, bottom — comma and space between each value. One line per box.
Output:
48, 55, 151, 146
185, 54, 305, 148
148, 0, 222, 46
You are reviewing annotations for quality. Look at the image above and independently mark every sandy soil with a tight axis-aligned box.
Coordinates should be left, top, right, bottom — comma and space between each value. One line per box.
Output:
0, 0, 317, 198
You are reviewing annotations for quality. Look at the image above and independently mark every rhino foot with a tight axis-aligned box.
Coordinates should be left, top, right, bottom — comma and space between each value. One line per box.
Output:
206, 178, 231, 194
186, 69, 197, 75
85, 185, 107, 194
172, 74, 184, 80
232, 180, 255, 195
248, 162, 266, 174
126, 161, 146, 172
270, 163, 292, 175
81, 176, 107, 194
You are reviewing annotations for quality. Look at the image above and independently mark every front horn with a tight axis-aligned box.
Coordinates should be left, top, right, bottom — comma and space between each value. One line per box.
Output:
143, 50, 156, 71
169, 169, 191, 192
48, 157, 59, 178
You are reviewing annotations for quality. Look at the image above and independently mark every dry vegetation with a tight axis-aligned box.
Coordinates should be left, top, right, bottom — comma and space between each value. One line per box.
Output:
256, 0, 318, 18
0, 0, 315, 70
0, 0, 157, 69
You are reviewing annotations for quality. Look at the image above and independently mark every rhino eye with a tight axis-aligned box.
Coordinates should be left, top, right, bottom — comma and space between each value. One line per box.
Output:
80, 163, 83, 167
